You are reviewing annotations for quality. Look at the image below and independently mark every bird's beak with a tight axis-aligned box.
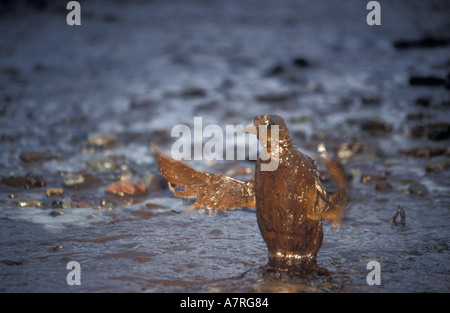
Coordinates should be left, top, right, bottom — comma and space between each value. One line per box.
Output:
242, 124, 257, 135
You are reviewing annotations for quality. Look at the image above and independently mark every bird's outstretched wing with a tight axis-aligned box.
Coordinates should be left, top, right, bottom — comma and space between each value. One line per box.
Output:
153, 146, 256, 212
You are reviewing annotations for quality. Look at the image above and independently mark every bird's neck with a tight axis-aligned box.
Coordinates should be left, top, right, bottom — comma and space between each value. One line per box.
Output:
260, 136, 293, 161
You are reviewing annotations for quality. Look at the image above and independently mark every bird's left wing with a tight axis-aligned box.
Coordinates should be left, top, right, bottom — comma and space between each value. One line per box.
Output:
153, 146, 256, 212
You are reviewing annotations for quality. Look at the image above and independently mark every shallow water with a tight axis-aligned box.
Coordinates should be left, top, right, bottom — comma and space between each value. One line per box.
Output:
0, 0, 449, 292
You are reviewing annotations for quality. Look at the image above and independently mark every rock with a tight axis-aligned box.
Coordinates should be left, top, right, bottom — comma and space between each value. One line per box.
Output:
292, 57, 310, 68
12, 200, 43, 207
88, 132, 118, 149
393, 37, 450, 50
49, 246, 62, 252
408, 182, 429, 196
361, 120, 392, 136
336, 142, 365, 159
361, 172, 388, 183
63, 171, 100, 189
46, 188, 64, 197
425, 157, 450, 172
411, 122, 450, 141
105, 180, 147, 197
361, 94, 381, 105
402, 147, 446, 158
414, 97, 432, 107
130, 98, 154, 109
0, 260, 23, 266
63, 172, 85, 186
70, 201, 91, 208
2, 176, 46, 188
52, 200, 64, 208
19, 151, 48, 163
375, 181, 393, 192
409, 76, 446, 87
86, 156, 117, 173
180, 87, 207, 98
405, 112, 433, 121
49, 211, 64, 217
266, 64, 285, 76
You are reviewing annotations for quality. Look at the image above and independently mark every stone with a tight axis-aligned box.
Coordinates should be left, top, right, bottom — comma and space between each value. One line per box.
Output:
105, 180, 147, 197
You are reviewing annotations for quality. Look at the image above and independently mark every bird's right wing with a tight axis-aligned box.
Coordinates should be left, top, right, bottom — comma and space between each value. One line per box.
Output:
153, 146, 256, 212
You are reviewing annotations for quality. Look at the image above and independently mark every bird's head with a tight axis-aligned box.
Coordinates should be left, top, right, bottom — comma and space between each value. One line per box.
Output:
243, 115, 293, 151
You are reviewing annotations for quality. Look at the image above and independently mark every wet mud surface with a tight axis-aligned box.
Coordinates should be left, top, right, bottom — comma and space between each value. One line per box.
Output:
0, 0, 449, 292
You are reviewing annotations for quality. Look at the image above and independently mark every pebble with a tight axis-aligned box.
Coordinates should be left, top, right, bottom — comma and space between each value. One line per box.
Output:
0, 260, 23, 266
361, 172, 388, 183
180, 87, 207, 98
63, 172, 85, 186
19, 151, 48, 163
129, 98, 155, 109
49, 211, 64, 217
266, 64, 285, 76
105, 180, 147, 197
88, 132, 118, 149
361, 94, 381, 105
2, 176, 46, 188
12, 200, 43, 207
336, 142, 365, 159
63, 172, 99, 189
361, 120, 392, 136
393, 36, 450, 49
425, 157, 449, 173
408, 182, 429, 196
49, 246, 62, 252
411, 122, 450, 141
402, 147, 446, 158
86, 156, 117, 173
375, 181, 393, 192
409, 76, 446, 87
52, 200, 64, 208
292, 57, 310, 68
46, 188, 64, 197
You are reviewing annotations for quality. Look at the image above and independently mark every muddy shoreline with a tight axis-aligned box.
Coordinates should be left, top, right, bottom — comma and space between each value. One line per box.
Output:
0, 0, 449, 292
